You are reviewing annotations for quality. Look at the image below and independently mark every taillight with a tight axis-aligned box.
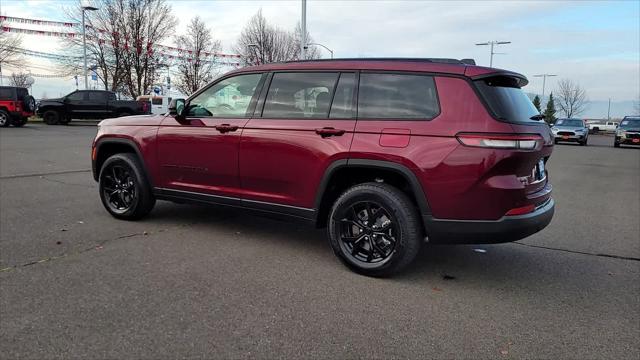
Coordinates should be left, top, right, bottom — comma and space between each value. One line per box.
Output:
456, 133, 542, 150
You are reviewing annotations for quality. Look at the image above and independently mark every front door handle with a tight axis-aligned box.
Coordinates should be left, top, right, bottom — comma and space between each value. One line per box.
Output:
315, 127, 346, 138
215, 124, 239, 133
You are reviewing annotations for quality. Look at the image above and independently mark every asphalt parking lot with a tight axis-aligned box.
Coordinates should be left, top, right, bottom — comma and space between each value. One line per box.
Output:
1, 123, 639, 359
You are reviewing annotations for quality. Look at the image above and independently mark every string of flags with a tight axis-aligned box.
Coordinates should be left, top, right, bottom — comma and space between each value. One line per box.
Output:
1, 15, 243, 62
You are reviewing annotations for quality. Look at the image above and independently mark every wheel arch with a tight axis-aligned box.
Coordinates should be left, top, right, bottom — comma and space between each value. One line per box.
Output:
93, 137, 153, 186
314, 159, 431, 229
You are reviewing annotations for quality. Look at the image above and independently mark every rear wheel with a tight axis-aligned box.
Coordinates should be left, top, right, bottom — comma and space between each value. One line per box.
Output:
43, 110, 60, 125
99, 153, 155, 220
614, 141, 620, 148
327, 182, 422, 277
0, 110, 10, 127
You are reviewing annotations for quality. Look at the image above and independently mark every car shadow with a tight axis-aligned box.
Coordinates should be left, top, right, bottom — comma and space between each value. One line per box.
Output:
144, 201, 592, 289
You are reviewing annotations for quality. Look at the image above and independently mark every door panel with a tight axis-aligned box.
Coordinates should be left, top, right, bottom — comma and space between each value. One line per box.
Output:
156, 73, 264, 198
239, 119, 355, 207
239, 72, 357, 209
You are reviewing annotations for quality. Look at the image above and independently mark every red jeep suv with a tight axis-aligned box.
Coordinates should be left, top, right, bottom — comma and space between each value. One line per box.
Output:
92, 58, 554, 276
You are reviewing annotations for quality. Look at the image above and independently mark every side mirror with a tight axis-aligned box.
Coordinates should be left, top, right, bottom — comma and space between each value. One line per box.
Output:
168, 98, 186, 120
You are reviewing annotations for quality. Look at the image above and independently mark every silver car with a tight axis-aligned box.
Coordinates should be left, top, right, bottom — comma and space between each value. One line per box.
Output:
551, 118, 589, 146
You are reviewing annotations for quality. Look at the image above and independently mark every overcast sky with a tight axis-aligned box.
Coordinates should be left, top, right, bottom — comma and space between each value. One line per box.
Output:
2, 0, 639, 117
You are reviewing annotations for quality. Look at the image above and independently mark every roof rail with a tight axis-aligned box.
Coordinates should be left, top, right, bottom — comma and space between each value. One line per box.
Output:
282, 57, 476, 65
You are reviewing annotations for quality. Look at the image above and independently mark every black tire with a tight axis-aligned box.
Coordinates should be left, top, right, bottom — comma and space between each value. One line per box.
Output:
43, 110, 60, 125
0, 110, 10, 127
23, 96, 36, 112
99, 153, 155, 220
11, 117, 28, 127
614, 141, 620, 148
327, 182, 422, 277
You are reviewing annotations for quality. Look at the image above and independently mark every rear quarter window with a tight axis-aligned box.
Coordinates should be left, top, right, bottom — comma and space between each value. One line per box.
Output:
357, 73, 439, 119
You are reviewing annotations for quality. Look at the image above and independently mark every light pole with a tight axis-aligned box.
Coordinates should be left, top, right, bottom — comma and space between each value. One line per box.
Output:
533, 74, 557, 100
82, 5, 98, 90
305, 43, 333, 59
475, 41, 510, 68
300, 0, 306, 60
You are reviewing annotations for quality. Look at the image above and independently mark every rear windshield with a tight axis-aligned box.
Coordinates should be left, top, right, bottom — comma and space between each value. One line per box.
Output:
619, 118, 640, 129
474, 76, 539, 123
556, 119, 583, 127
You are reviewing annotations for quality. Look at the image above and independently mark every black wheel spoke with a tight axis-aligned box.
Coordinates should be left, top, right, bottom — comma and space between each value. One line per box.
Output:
102, 163, 137, 212
338, 201, 398, 264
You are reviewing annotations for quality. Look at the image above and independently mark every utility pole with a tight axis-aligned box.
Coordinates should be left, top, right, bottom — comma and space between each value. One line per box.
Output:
475, 41, 510, 67
81, 5, 98, 90
533, 74, 557, 100
607, 98, 611, 121
300, 0, 306, 60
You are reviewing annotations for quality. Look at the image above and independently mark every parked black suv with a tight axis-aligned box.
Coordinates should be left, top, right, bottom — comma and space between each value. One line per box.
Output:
36, 90, 148, 125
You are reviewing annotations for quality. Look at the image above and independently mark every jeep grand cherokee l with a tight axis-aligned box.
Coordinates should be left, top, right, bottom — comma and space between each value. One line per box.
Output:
92, 58, 555, 277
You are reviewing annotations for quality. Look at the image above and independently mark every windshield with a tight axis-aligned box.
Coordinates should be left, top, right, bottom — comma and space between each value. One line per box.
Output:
474, 76, 539, 123
555, 119, 584, 127
619, 118, 640, 129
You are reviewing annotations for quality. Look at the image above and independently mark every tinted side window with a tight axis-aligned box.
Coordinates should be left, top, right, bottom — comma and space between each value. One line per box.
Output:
88, 91, 107, 101
358, 73, 439, 119
0, 88, 14, 100
108, 92, 117, 101
67, 92, 84, 101
263, 72, 339, 119
329, 73, 356, 119
188, 73, 263, 117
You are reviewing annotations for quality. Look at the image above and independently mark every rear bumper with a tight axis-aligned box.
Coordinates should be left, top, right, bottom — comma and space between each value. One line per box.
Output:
423, 198, 555, 244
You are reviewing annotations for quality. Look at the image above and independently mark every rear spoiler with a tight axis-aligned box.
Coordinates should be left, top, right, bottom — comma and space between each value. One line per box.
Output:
467, 69, 529, 87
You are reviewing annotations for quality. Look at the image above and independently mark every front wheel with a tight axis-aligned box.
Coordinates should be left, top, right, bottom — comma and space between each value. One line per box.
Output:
614, 141, 620, 148
327, 182, 422, 277
99, 153, 155, 220
43, 110, 60, 125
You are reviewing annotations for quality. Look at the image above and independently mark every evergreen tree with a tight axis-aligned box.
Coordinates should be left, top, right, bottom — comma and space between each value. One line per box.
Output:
532, 95, 542, 112
543, 92, 557, 124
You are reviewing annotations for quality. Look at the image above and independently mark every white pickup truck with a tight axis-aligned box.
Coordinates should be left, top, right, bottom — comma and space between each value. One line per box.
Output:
588, 121, 619, 133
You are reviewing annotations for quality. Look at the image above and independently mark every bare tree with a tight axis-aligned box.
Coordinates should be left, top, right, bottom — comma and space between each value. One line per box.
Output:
174, 17, 222, 94
556, 79, 588, 118
235, 10, 320, 66
62, 0, 177, 97
9, 72, 31, 88
0, 19, 26, 79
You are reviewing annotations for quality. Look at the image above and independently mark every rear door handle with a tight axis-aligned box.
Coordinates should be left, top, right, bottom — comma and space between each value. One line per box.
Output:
315, 127, 346, 138
215, 124, 239, 133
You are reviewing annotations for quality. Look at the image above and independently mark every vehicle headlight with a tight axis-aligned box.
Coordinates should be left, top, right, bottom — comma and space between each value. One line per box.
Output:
617, 130, 625, 137
551, 127, 558, 133
575, 129, 585, 133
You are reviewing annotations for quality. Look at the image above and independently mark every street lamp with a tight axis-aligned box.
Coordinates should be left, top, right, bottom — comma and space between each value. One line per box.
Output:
82, 4, 99, 90
475, 41, 510, 68
533, 74, 557, 100
305, 43, 334, 59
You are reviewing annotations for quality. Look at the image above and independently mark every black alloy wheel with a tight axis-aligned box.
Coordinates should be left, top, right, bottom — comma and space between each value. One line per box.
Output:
328, 182, 422, 277
101, 164, 137, 214
338, 201, 397, 265
99, 153, 155, 220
